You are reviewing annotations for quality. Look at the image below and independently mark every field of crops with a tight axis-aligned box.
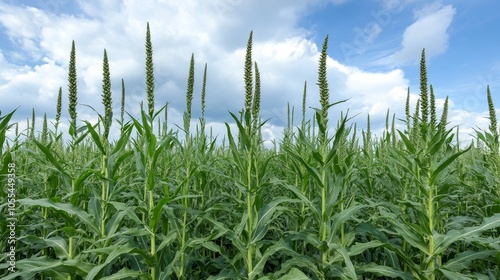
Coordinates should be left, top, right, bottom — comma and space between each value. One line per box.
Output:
1, 24, 500, 279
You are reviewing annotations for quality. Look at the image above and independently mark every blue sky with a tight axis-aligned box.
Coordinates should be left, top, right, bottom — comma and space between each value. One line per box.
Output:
1, 0, 499, 145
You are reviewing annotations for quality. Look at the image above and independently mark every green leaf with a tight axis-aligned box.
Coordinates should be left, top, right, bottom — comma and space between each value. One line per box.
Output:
18, 198, 100, 235
84, 121, 105, 154
443, 250, 496, 272
249, 240, 296, 279
44, 236, 70, 259
0, 257, 60, 280
33, 140, 71, 178
357, 263, 414, 279
282, 183, 320, 221
347, 240, 384, 257
85, 244, 154, 280
326, 113, 348, 164
390, 219, 429, 255
150, 196, 173, 230
439, 269, 474, 280
100, 268, 151, 280
0, 109, 16, 148
229, 111, 251, 148
333, 246, 357, 280
331, 204, 366, 235
277, 268, 311, 280
111, 122, 133, 154
73, 169, 96, 193
201, 241, 222, 254
156, 230, 177, 252
283, 146, 324, 189
429, 145, 471, 185
437, 213, 500, 253
251, 197, 298, 244
0, 256, 93, 280
398, 130, 416, 154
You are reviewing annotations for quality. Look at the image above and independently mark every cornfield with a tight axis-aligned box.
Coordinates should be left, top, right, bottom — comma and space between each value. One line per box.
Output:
1, 24, 499, 280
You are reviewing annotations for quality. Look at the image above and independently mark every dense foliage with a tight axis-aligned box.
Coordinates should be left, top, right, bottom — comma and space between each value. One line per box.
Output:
1, 24, 499, 280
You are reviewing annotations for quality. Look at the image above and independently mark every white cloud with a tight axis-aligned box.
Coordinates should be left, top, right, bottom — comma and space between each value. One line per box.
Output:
391, 4, 456, 65
0, 0, 486, 146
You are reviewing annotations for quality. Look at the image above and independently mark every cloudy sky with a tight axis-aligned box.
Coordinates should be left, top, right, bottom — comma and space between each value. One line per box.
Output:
1, 0, 499, 145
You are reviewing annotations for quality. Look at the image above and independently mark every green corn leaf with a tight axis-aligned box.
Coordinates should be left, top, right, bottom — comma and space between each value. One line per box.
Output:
44, 237, 70, 260
229, 111, 251, 148
0, 256, 93, 280
100, 268, 151, 280
437, 213, 500, 252
19, 198, 100, 235
0, 109, 16, 149
277, 268, 311, 280
156, 230, 177, 252
438, 269, 475, 280
85, 244, 154, 279
333, 245, 357, 280
282, 183, 321, 221
201, 241, 222, 254
84, 121, 105, 154
251, 197, 299, 244
73, 169, 96, 193
110, 123, 133, 154
356, 263, 414, 279
272, 258, 322, 279
443, 250, 496, 272
283, 146, 324, 189
390, 220, 429, 255
429, 145, 471, 185
398, 130, 416, 154
150, 196, 173, 230
347, 240, 384, 257
33, 140, 71, 178
331, 204, 366, 236
105, 208, 138, 238
249, 240, 296, 279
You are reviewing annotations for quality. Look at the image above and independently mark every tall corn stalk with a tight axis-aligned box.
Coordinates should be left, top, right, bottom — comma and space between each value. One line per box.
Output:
67, 41, 78, 279
317, 35, 331, 264
178, 52, 195, 279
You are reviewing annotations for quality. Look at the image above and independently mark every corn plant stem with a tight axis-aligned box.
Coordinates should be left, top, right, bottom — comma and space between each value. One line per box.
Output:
179, 150, 191, 279
320, 166, 327, 264
427, 177, 435, 280
340, 201, 345, 246
301, 179, 307, 255
402, 189, 409, 272
68, 237, 74, 280
246, 150, 254, 278
99, 152, 108, 265
42, 180, 48, 280
141, 139, 156, 279
142, 161, 151, 223
42, 178, 49, 251
149, 189, 156, 279
68, 146, 76, 280
179, 208, 188, 278
294, 175, 300, 252
199, 174, 207, 259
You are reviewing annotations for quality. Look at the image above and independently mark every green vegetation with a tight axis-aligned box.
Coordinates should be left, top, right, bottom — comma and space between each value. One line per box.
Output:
1, 25, 499, 280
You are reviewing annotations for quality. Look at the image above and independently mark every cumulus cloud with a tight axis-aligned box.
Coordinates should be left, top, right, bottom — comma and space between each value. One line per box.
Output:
391, 4, 456, 65
0, 0, 485, 146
